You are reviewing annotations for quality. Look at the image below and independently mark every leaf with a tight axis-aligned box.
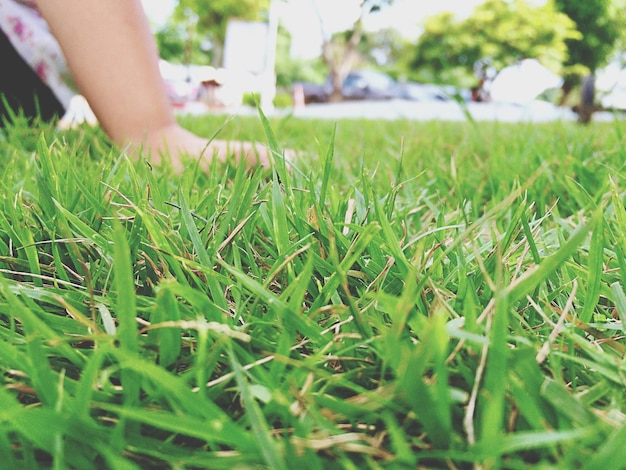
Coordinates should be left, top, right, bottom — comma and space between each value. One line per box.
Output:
508, 212, 599, 303
582, 424, 626, 470
257, 104, 288, 182
112, 220, 140, 419
580, 218, 604, 323
95, 403, 248, 449
609, 281, 626, 331
500, 427, 596, 454
229, 343, 287, 470
218, 259, 323, 343
270, 178, 290, 256
178, 187, 212, 267
113, 221, 138, 354
319, 124, 336, 208
540, 378, 597, 427
150, 286, 182, 368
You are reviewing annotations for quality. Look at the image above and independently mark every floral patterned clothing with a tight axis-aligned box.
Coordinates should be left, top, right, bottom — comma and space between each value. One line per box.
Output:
0, 0, 74, 110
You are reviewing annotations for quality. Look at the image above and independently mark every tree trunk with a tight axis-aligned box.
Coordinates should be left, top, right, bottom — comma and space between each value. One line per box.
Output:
320, 14, 365, 102
328, 72, 344, 102
577, 74, 596, 124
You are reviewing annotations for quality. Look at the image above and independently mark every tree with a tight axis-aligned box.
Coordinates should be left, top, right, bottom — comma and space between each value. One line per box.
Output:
312, 0, 394, 102
155, 15, 212, 66
554, 0, 625, 104
408, 12, 481, 87
411, 0, 580, 88
173, 0, 270, 67
360, 27, 409, 68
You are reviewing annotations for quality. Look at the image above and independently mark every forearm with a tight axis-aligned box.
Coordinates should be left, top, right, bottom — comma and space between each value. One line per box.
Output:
37, 0, 175, 146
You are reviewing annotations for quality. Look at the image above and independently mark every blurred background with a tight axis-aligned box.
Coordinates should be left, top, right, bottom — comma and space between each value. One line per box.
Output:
119, 1, 626, 120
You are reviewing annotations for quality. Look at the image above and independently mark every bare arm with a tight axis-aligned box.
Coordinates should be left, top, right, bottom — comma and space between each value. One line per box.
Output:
37, 0, 275, 171
37, 0, 174, 146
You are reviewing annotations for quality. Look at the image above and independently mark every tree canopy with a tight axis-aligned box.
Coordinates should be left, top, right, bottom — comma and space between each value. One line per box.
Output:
555, 0, 624, 74
410, 0, 580, 88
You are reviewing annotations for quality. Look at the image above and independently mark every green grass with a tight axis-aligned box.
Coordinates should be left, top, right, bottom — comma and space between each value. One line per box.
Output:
1, 110, 626, 469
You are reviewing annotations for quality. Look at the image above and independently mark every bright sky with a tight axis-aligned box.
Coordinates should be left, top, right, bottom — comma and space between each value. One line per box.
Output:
141, 0, 545, 59
281, 0, 493, 58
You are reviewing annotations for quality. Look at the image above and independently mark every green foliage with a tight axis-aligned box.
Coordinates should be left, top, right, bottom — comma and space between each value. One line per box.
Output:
410, 12, 481, 87
176, 0, 269, 38
412, 0, 580, 87
360, 27, 411, 68
1, 114, 626, 468
173, 0, 270, 66
277, 55, 329, 87
155, 24, 186, 63
242, 92, 260, 107
272, 92, 293, 108
155, 22, 212, 65
555, 0, 625, 73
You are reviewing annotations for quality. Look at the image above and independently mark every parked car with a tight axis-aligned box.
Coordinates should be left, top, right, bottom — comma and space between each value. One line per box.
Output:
396, 82, 453, 102
296, 70, 457, 104
297, 70, 400, 104
298, 81, 328, 104
341, 70, 400, 100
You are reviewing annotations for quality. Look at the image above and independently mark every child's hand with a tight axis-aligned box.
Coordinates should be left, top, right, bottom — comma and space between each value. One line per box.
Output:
136, 124, 275, 173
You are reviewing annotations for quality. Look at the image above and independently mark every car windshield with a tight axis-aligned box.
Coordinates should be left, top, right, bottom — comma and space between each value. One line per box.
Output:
345, 71, 395, 89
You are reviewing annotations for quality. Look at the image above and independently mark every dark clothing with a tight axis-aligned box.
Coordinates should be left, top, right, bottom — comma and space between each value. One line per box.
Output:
0, 30, 65, 124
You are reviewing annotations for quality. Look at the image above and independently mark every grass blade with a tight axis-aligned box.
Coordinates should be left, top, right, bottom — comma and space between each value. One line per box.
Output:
508, 212, 599, 303
580, 217, 605, 323
228, 342, 287, 470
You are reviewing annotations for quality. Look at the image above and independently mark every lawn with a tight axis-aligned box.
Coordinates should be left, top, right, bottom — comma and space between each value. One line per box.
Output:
1, 110, 625, 469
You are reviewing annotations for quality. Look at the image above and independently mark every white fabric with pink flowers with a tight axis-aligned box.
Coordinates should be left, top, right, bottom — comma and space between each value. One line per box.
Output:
0, 0, 74, 108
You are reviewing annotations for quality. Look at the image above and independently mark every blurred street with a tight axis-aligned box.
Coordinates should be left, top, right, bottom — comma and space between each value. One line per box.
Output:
179, 98, 623, 123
